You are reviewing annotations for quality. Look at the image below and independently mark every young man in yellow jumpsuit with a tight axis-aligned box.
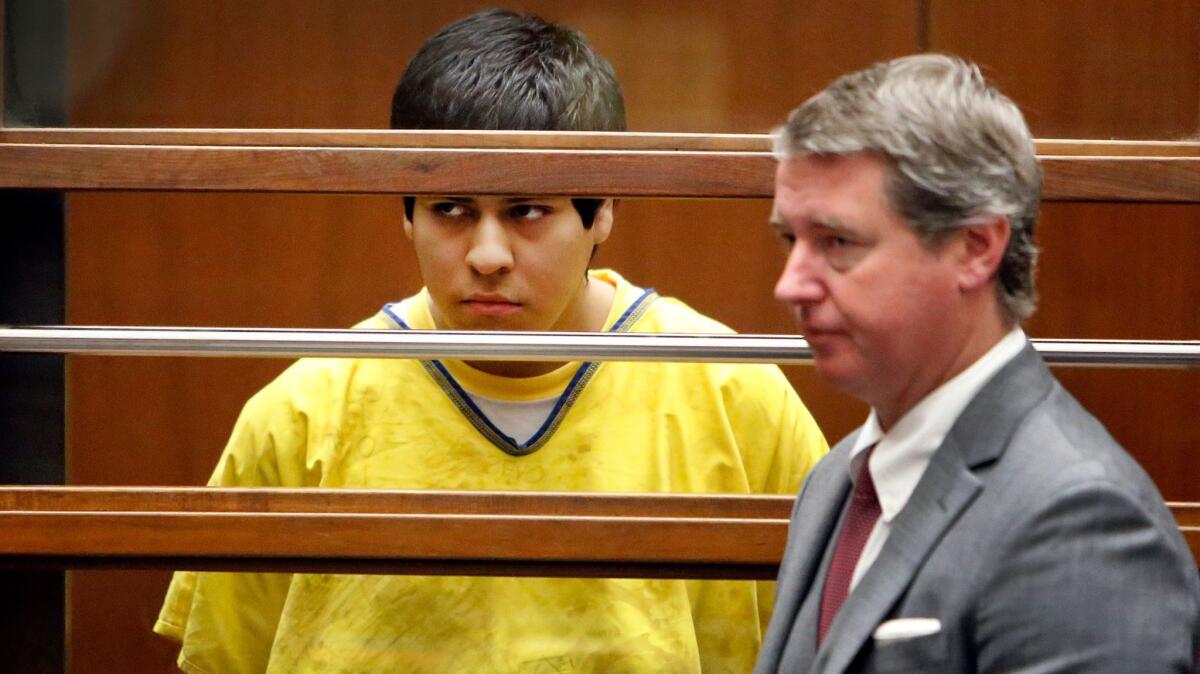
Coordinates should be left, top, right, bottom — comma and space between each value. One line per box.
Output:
155, 9, 827, 673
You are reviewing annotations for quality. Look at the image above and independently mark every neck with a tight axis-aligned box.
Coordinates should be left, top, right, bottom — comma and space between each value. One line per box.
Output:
467, 360, 562, 378
875, 308, 1011, 431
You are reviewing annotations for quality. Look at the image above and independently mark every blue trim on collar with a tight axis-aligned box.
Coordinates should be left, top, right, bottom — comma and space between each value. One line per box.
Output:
375, 286, 658, 456
427, 359, 520, 447
381, 302, 410, 329
610, 287, 656, 332
522, 358, 593, 446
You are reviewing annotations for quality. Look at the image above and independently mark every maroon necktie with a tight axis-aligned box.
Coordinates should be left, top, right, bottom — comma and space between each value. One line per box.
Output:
818, 448, 882, 646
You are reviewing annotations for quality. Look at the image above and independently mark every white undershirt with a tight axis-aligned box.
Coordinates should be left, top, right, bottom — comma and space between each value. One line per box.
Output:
847, 328, 1028, 590
464, 392, 560, 445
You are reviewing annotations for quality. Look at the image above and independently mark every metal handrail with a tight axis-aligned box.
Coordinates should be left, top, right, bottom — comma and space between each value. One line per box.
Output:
2, 326, 1197, 368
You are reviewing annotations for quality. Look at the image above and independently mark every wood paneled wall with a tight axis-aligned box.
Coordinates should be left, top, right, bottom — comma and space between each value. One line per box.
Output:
58, 1, 1198, 671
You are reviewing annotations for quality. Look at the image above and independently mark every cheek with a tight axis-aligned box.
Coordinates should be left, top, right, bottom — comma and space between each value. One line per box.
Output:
866, 274, 958, 354
411, 241, 463, 291
833, 267, 932, 334
411, 242, 441, 272
413, 230, 460, 262
536, 236, 593, 273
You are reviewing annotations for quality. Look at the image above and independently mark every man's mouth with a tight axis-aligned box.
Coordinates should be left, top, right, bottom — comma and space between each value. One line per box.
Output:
462, 295, 522, 316
800, 326, 844, 347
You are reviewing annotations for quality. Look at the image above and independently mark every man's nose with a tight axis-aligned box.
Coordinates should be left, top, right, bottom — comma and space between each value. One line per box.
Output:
774, 242, 826, 306
465, 217, 514, 275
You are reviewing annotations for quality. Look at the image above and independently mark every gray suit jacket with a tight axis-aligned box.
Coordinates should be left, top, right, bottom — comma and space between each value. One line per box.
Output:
755, 345, 1200, 673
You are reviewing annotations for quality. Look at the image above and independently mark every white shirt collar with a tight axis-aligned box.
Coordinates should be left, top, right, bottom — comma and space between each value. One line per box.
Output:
849, 328, 1028, 521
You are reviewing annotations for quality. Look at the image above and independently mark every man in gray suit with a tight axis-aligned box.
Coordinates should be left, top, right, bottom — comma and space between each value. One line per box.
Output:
755, 54, 1200, 673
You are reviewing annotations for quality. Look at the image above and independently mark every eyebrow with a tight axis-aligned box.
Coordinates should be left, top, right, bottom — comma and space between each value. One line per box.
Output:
767, 215, 790, 235
810, 217, 855, 236
768, 213, 853, 231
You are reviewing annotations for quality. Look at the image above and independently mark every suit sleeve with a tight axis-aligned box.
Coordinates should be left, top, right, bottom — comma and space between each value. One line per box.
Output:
975, 480, 1198, 673
154, 368, 325, 674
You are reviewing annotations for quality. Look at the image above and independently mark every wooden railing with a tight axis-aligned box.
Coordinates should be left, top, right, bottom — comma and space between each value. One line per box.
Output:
0, 487, 1196, 578
1, 130, 1197, 201
2, 130, 1197, 578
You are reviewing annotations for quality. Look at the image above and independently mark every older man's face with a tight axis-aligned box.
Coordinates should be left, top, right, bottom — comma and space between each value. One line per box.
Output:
771, 153, 963, 411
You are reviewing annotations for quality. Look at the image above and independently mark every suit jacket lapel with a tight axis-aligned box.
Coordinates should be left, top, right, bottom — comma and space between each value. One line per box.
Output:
756, 437, 856, 674
814, 345, 1054, 674
814, 434, 981, 674
950, 345, 1055, 468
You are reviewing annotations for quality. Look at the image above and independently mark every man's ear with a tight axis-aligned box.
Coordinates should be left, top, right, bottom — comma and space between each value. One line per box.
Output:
590, 199, 615, 245
956, 215, 1010, 292
402, 196, 417, 239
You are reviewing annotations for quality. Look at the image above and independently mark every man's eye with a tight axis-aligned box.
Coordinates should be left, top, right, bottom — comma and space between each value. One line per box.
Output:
432, 202, 468, 218
778, 232, 797, 248
510, 204, 548, 220
822, 235, 852, 250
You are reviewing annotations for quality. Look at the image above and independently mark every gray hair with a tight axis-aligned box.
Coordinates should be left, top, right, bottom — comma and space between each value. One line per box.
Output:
775, 54, 1042, 323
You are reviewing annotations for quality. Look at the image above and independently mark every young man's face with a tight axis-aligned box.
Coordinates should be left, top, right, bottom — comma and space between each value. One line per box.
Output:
771, 153, 963, 412
404, 196, 613, 332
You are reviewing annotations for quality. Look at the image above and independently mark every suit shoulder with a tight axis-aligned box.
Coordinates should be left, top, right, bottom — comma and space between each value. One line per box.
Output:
978, 384, 1188, 568
1006, 384, 1160, 501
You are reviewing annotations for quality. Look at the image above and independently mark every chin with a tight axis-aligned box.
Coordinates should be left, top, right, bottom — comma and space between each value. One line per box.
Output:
469, 316, 545, 333
812, 355, 868, 395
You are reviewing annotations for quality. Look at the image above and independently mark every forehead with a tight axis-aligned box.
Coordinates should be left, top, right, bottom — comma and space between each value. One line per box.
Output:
771, 154, 894, 227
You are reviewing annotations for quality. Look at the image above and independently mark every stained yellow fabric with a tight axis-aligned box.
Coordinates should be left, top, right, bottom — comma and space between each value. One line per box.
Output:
155, 270, 827, 674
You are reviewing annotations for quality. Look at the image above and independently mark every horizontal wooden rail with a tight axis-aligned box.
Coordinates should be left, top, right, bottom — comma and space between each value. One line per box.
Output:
5, 129, 1200, 156
0, 144, 774, 198
0, 488, 1196, 578
0, 486, 794, 519
0, 130, 1197, 201
0, 488, 788, 579
1173, 502, 1200, 566
1, 129, 774, 151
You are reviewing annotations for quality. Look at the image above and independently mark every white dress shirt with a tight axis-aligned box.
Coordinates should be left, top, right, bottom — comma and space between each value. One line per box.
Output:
846, 328, 1028, 590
